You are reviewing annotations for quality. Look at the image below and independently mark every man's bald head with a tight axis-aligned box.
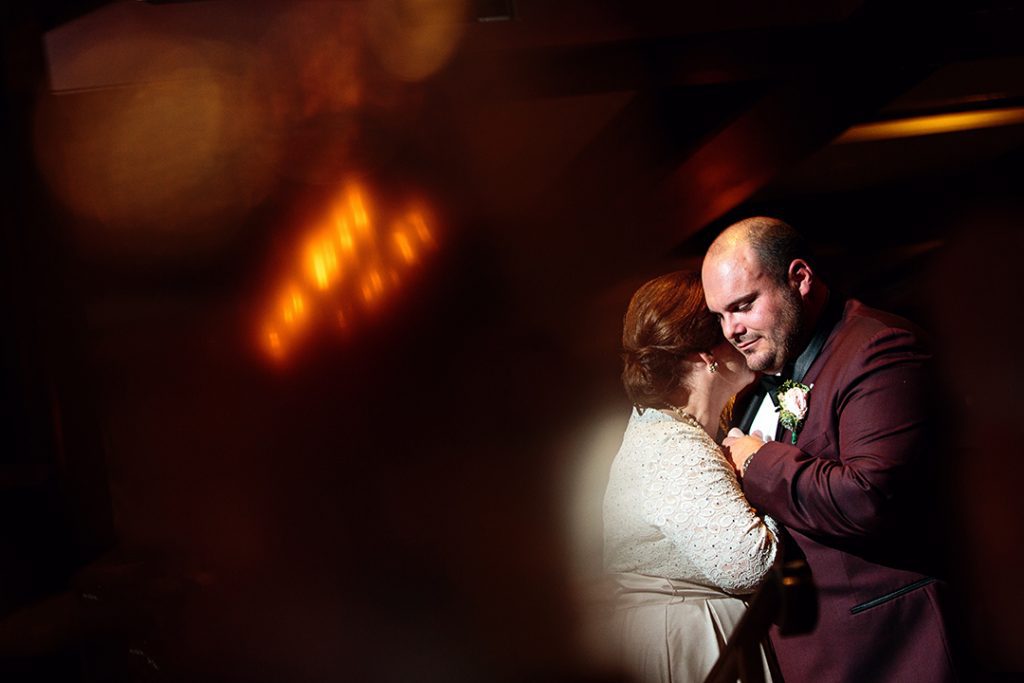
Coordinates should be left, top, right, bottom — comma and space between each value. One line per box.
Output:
706, 217, 808, 286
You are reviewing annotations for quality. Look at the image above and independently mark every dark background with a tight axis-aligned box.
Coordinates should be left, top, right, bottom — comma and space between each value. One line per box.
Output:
2, 1, 1022, 680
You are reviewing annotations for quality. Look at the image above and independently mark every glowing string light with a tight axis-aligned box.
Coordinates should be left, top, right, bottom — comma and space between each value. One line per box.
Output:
258, 180, 439, 362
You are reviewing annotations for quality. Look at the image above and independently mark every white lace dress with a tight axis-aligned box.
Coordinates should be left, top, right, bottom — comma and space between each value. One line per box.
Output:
602, 408, 779, 682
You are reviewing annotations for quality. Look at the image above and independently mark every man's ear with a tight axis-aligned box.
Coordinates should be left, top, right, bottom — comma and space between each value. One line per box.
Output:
788, 259, 814, 296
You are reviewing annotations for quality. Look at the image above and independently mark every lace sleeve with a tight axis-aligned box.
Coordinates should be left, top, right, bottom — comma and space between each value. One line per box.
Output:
639, 423, 778, 594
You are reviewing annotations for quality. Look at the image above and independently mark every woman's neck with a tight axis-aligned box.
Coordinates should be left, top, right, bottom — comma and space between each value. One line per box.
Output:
678, 403, 721, 438
669, 386, 729, 438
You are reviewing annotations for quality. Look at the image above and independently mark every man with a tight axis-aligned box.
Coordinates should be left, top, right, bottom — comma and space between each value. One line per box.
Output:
701, 217, 958, 682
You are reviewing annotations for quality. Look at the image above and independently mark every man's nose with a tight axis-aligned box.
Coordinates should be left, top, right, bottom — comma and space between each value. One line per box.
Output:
722, 314, 744, 340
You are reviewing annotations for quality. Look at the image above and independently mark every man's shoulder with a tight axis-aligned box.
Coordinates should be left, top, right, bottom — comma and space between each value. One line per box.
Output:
844, 299, 922, 331
836, 299, 930, 348
810, 299, 931, 377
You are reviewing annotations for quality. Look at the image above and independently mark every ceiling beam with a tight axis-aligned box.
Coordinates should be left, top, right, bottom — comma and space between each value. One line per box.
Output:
643, 1, 1024, 255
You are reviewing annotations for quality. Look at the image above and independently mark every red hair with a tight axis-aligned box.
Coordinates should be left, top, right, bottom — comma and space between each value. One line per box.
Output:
621, 271, 723, 409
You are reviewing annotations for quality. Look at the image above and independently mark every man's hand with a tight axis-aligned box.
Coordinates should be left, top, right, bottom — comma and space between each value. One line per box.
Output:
722, 427, 766, 474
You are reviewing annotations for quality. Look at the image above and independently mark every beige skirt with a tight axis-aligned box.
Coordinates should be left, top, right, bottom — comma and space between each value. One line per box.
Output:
606, 573, 774, 683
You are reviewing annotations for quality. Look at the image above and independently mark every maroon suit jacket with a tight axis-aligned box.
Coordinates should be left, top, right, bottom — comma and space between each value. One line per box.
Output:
742, 299, 958, 682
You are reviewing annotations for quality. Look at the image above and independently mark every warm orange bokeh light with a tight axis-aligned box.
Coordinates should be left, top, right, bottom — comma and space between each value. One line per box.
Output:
259, 180, 438, 361
306, 234, 340, 291
265, 328, 284, 356
336, 218, 356, 252
392, 228, 415, 264
364, 0, 467, 82
33, 29, 280, 256
408, 211, 434, 245
348, 186, 371, 229
280, 287, 306, 325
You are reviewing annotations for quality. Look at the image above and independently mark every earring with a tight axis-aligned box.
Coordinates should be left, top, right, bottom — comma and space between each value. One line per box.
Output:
708, 360, 719, 374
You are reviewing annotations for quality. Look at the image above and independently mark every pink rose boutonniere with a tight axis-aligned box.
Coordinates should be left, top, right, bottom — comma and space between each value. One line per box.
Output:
777, 380, 813, 444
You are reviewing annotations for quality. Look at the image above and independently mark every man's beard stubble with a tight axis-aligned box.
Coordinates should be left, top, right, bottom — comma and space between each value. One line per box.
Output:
751, 286, 804, 374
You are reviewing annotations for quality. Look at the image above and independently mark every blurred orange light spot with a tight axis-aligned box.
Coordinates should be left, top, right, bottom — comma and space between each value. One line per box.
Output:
258, 180, 440, 362
311, 253, 329, 289
341, 231, 355, 252
365, 0, 467, 82
349, 187, 370, 228
281, 287, 306, 325
336, 217, 355, 251
307, 238, 339, 291
409, 212, 434, 246
263, 324, 287, 361
33, 35, 281, 254
393, 228, 415, 264
323, 238, 338, 267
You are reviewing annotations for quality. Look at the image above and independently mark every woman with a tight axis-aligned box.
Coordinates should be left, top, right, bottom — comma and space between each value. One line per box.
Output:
603, 271, 778, 682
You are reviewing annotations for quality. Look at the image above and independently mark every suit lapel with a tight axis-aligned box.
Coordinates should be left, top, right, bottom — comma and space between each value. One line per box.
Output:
776, 294, 847, 444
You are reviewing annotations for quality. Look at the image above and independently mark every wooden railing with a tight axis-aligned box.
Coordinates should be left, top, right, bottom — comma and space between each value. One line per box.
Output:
703, 558, 816, 683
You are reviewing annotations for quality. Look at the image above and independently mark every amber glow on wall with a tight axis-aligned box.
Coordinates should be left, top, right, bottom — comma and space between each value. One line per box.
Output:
260, 181, 437, 362
836, 106, 1024, 143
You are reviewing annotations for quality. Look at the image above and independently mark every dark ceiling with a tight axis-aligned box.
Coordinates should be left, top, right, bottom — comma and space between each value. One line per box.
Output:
31, 1, 1024, 272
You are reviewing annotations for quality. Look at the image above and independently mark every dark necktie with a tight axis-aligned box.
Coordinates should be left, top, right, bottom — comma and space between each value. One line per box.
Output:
759, 374, 785, 407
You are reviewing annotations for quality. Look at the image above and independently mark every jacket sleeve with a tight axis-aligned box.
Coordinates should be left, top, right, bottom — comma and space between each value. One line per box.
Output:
741, 327, 932, 541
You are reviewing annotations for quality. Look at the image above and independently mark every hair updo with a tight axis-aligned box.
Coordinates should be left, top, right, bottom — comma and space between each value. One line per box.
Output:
621, 271, 724, 410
